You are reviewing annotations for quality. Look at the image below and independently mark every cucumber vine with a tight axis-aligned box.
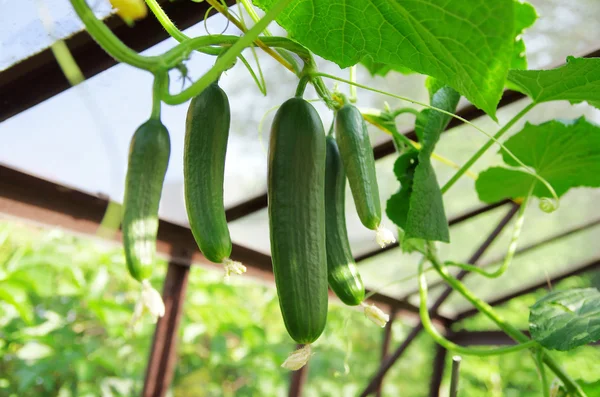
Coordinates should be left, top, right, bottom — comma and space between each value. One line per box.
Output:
65, 0, 600, 395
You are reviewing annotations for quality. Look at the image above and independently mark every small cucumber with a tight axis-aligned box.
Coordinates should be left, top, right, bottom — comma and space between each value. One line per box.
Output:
184, 83, 232, 264
122, 119, 170, 282
268, 97, 328, 344
325, 136, 365, 306
335, 103, 381, 230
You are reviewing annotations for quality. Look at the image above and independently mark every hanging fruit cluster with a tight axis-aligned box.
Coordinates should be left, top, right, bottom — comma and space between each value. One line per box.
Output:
121, 76, 394, 369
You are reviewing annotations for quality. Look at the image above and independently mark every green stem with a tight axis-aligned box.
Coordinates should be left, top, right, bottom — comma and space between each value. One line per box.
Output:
313, 72, 559, 205
444, 185, 532, 279
535, 349, 550, 397
418, 259, 538, 356
151, 73, 166, 120
238, 53, 267, 95
392, 107, 421, 118
295, 75, 310, 97
70, 0, 161, 71
162, 0, 296, 104
441, 102, 536, 194
349, 65, 357, 102
426, 246, 586, 396
238, 0, 301, 74
145, 0, 188, 42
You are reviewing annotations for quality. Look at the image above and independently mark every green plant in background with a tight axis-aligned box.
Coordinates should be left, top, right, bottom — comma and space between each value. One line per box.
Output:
10, 0, 600, 394
1, 222, 599, 396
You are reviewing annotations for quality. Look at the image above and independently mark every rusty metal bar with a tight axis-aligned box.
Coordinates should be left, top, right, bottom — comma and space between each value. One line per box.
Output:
0, 164, 441, 319
402, 216, 600, 299
0, 0, 233, 123
355, 200, 511, 263
375, 308, 397, 397
454, 257, 600, 322
428, 344, 448, 397
288, 344, 309, 397
143, 253, 191, 397
359, 204, 520, 397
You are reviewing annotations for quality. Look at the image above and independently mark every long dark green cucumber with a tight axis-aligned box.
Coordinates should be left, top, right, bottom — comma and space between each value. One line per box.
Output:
122, 119, 170, 282
325, 136, 365, 306
184, 83, 232, 264
335, 103, 381, 230
268, 97, 328, 344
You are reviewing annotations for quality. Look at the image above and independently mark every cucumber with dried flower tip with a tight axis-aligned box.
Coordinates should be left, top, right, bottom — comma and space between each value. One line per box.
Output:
184, 82, 232, 264
268, 97, 328, 344
325, 135, 365, 306
335, 102, 381, 230
122, 118, 170, 282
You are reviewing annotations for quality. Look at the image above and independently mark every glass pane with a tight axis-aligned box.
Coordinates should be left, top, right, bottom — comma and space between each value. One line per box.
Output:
1, 0, 113, 71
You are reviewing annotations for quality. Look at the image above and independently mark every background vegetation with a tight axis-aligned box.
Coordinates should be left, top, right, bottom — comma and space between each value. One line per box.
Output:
1, 220, 598, 396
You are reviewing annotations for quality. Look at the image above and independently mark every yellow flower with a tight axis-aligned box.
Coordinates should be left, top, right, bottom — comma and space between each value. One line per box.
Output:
109, 0, 147, 22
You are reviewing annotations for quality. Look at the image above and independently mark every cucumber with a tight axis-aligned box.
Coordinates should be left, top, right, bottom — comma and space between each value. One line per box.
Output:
184, 83, 232, 264
325, 136, 365, 306
335, 103, 381, 230
122, 119, 170, 282
268, 97, 328, 344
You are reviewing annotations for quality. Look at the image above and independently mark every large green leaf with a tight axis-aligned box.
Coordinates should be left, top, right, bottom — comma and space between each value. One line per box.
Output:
253, 0, 515, 119
529, 288, 600, 351
507, 57, 600, 108
386, 85, 459, 242
476, 117, 600, 203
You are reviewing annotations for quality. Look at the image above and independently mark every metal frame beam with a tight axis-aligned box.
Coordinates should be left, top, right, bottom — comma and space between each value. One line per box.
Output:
0, 164, 449, 320
0, 0, 233, 123
454, 258, 600, 322
402, 218, 600, 299
143, 254, 191, 397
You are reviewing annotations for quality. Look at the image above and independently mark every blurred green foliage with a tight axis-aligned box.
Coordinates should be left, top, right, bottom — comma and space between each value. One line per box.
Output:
0, 220, 598, 396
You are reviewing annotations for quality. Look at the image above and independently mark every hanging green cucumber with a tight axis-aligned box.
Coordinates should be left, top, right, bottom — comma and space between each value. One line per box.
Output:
268, 96, 328, 370
184, 82, 245, 278
335, 99, 396, 248
122, 118, 170, 320
325, 135, 364, 305
325, 135, 389, 327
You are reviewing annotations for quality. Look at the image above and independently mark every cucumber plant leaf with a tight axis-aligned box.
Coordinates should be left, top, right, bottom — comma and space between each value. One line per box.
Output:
476, 117, 600, 203
511, 1, 537, 70
253, 0, 516, 119
507, 57, 600, 108
529, 288, 600, 351
386, 86, 460, 242
361, 56, 414, 77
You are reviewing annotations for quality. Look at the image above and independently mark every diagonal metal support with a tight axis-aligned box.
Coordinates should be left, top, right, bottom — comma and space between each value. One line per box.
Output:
375, 308, 398, 397
355, 200, 511, 263
454, 257, 600, 322
359, 204, 520, 396
402, 217, 600, 299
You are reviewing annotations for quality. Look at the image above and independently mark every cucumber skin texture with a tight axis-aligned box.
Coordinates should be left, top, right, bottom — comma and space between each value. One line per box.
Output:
335, 104, 381, 230
184, 83, 232, 264
122, 119, 171, 282
325, 136, 365, 306
268, 97, 328, 344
